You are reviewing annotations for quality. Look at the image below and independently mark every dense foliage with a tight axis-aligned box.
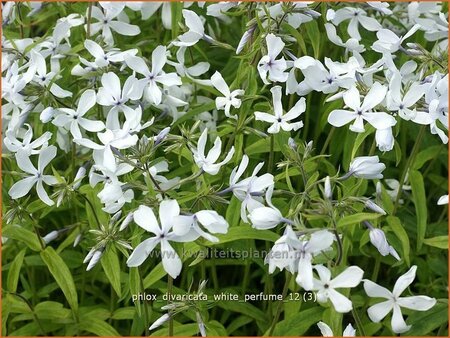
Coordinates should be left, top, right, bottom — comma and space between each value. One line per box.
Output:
2, 1, 448, 336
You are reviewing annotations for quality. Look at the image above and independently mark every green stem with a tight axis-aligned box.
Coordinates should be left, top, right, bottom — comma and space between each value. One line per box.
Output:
393, 125, 426, 215
268, 134, 275, 173
139, 267, 150, 336
168, 276, 174, 336
86, 2, 93, 38
320, 127, 335, 155
268, 273, 292, 336
352, 308, 366, 336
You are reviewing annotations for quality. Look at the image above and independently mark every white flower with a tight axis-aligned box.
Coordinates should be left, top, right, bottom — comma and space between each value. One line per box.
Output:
248, 207, 283, 230
53, 89, 105, 138
8, 146, 59, 206
88, 3, 140, 46
192, 128, 235, 175
225, 155, 275, 223
167, 47, 211, 85
83, 39, 138, 68
173, 9, 212, 47
125, 46, 182, 105
386, 72, 425, 120
363, 266, 437, 333
126, 201, 186, 278
375, 127, 394, 152
317, 321, 356, 337
296, 230, 334, 291
312, 265, 364, 313
364, 223, 400, 260
257, 34, 288, 84
437, 194, 448, 205
4, 124, 51, 155
248, 186, 287, 229
98, 180, 134, 214
211, 71, 244, 119
29, 50, 72, 98
74, 128, 138, 172
372, 25, 421, 54
173, 210, 229, 243
328, 83, 396, 133
265, 225, 301, 274
347, 156, 386, 179
96, 72, 143, 129
330, 7, 381, 40
293, 56, 355, 95
324, 23, 365, 53
255, 86, 305, 134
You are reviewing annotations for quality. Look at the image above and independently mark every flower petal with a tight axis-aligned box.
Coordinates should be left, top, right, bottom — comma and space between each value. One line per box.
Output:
134, 205, 160, 234
392, 265, 417, 297
127, 238, 158, 267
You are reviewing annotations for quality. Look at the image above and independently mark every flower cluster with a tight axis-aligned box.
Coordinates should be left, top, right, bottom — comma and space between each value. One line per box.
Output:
2, 1, 447, 337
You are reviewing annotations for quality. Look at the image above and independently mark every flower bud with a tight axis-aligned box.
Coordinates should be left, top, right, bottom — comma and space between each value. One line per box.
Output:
324, 176, 332, 200
365, 200, 386, 215
248, 207, 283, 230
149, 313, 170, 331
86, 249, 103, 271
368, 227, 400, 260
42, 230, 59, 244
119, 212, 134, 231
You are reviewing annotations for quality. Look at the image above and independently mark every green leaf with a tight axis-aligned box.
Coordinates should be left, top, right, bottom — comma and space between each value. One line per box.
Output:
270, 306, 323, 335
101, 245, 122, 298
386, 216, 410, 266
209, 225, 279, 244
337, 213, 382, 228
423, 236, 448, 249
78, 318, 120, 336
7, 249, 26, 293
406, 301, 448, 335
40, 247, 78, 313
129, 267, 142, 316
412, 145, 445, 170
304, 20, 321, 59
409, 170, 427, 250
3, 225, 42, 252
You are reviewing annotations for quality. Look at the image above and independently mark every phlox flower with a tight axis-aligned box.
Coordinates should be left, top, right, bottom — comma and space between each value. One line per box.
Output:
347, 156, 386, 179
167, 47, 211, 86
96, 72, 142, 130
255, 86, 305, 134
125, 46, 182, 105
53, 89, 105, 138
173, 210, 229, 243
312, 265, 364, 313
211, 71, 244, 119
363, 266, 436, 333
4, 124, 52, 155
317, 321, 356, 337
127, 201, 187, 278
74, 128, 138, 172
386, 72, 425, 121
30, 50, 72, 98
88, 3, 140, 46
372, 25, 421, 54
173, 9, 213, 47
295, 230, 335, 291
8, 146, 59, 206
265, 225, 300, 274
328, 83, 396, 133
226, 155, 274, 223
329, 7, 382, 40
257, 33, 289, 84
191, 128, 235, 175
